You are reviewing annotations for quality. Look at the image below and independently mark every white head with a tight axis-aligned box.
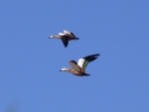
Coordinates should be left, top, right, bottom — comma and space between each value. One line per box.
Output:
59, 68, 69, 72
50, 35, 55, 38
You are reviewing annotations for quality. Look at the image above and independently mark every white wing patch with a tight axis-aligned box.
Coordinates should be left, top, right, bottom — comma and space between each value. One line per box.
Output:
77, 58, 85, 68
58, 33, 65, 36
63, 30, 71, 34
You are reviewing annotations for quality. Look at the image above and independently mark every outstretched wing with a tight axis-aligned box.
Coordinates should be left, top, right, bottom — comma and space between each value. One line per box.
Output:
63, 30, 71, 35
77, 54, 100, 72
61, 36, 69, 47
64, 30, 76, 37
69, 60, 81, 72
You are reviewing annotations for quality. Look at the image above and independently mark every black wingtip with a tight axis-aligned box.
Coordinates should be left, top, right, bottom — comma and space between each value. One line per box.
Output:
70, 60, 77, 64
87, 53, 100, 57
61, 36, 69, 47
64, 43, 68, 47
83, 53, 100, 62
94, 53, 100, 57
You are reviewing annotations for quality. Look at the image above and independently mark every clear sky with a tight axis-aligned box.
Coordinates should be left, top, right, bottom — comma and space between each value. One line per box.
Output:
0, 0, 149, 112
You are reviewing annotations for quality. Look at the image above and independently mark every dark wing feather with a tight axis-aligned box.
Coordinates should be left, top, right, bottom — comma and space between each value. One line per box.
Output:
70, 32, 76, 37
83, 54, 100, 62
61, 36, 69, 47
69, 60, 81, 72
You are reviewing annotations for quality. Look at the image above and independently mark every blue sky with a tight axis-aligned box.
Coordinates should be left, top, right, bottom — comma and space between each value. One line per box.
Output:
0, 0, 149, 112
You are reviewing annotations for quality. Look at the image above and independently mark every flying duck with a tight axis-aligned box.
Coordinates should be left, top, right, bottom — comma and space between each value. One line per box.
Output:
49, 30, 79, 47
60, 54, 100, 76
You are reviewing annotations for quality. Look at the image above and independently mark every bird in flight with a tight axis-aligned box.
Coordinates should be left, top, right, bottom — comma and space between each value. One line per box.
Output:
60, 54, 100, 76
49, 30, 79, 47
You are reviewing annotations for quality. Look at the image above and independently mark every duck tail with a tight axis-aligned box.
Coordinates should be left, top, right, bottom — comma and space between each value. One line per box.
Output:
83, 72, 90, 76
74, 37, 79, 40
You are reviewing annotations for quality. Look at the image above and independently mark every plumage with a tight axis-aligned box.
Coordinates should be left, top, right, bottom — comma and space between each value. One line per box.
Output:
78, 54, 100, 69
61, 36, 69, 47
69, 61, 81, 72
49, 30, 79, 47
77, 58, 85, 68
63, 30, 76, 37
60, 54, 100, 76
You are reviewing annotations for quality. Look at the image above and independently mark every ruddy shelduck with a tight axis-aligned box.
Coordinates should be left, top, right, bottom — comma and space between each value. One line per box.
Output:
50, 30, 79, 47
60, 54, 100, 76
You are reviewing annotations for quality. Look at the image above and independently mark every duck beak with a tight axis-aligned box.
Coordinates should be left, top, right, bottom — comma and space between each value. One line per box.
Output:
59, 70, 62, 72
